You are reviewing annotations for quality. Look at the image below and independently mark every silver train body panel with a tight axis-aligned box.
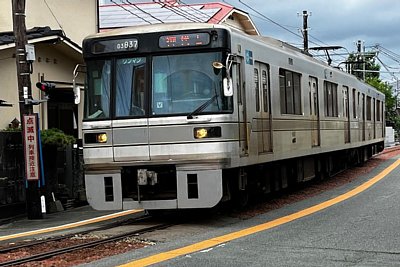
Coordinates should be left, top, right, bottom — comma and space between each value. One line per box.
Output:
82, 23, 385, 210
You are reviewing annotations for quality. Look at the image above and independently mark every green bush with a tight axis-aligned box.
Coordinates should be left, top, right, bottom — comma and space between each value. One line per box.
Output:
1, 126, 21, 132
40, 128, 75, 148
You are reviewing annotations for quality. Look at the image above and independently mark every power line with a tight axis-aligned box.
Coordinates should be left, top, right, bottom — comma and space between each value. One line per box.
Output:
110, 0, 152, 24
226, 0, 349, 62
375, 56, 398, 81
178, 0, 221, 24
43, 0, 65, 35
235, 0, 303, 40
124, 0, 164, 24
372, 44, 400, 65
153, 0, 203, 23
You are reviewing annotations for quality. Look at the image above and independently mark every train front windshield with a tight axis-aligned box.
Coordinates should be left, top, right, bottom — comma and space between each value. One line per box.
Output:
84, 51, 232, 120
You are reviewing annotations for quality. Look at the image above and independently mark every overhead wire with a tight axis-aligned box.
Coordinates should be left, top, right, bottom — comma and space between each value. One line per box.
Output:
43, 0, 65, 35
152, 0, 203, 23
178, 0, 221, 24
230, 0, 350, 63
108, 0, 353, 66
375, 56, 398, 81
235, 0, 303, 40
124, 0, 164, 24
372, 44, 400, 65
110, 0, 152, 24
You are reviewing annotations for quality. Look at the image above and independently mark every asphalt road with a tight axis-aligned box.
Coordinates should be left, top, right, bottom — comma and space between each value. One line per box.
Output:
83, 155, 400, 267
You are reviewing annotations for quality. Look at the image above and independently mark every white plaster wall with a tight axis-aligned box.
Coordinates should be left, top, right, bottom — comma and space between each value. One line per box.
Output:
0, 44, 84, 130
0, 0, 97, 45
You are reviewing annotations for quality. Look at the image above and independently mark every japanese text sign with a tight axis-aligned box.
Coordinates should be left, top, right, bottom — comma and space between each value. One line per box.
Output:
23, 114, 40, 181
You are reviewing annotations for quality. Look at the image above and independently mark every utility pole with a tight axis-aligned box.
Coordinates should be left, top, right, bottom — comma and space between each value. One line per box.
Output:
356, 40, 366, 80
302, 10, 309, 54
12, 0, 42, 219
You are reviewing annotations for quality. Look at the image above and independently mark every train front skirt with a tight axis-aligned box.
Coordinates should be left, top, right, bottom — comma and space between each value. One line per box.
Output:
85, 168, 223, 210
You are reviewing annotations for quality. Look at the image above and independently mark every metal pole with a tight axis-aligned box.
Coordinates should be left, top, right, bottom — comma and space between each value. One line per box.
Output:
302, 10, 309, 54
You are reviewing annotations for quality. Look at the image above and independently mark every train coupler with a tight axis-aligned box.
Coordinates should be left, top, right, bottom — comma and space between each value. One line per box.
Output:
137, 169, 158, 186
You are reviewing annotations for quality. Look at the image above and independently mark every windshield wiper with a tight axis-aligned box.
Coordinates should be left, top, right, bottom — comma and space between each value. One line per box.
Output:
187, 94, 218, 119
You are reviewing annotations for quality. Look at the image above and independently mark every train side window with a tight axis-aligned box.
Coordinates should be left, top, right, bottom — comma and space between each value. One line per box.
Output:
262, 69, 269, 112
279, 68, 302, 115
254, 68, 260, 112
352, 88, 357, 118
377, 100, 381, 121
366, 96, 372, 120
236, 63, 242, 105
343, 86, 349, 118
324, 81, 338, 117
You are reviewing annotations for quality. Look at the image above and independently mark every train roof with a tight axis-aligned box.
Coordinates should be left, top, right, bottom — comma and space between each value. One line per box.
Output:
85, 22, 229, 40
86, 22, 306, 58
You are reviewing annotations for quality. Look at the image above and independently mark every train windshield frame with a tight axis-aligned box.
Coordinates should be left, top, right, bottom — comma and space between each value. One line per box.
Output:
84, 50, 233, 120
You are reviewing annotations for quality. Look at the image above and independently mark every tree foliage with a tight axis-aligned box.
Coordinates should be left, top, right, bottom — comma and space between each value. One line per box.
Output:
40, 128, 75, 148
348, 51, 399, 132
366, 77, 400, 131
347, 53, 380, 80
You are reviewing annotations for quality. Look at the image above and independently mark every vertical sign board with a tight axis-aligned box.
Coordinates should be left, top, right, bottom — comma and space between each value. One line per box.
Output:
23, 114, 40, 182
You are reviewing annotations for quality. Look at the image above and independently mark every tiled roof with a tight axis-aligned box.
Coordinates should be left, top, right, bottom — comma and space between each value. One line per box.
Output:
99, 2, 222, 29
0, 26, 82, 53
0, 27, 63, 46
99, 2, 259, 35
0, 99, 12, 107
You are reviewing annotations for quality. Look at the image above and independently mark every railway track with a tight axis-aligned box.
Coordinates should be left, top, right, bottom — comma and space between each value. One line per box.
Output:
0, 215, 151, 253
0, 216, 174, 267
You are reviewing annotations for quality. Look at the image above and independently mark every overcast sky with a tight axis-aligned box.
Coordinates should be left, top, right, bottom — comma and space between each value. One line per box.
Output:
183, 0, 400, 82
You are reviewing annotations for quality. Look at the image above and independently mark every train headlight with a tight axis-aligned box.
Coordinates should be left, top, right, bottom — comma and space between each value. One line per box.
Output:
96, 133, 108, 143
84, 132, 108, 144
194, 127, 221, 139
195, 128, 208, 139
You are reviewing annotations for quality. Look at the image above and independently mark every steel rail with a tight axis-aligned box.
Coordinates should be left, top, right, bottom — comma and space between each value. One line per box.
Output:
0, 222, 173, 267
0, 215, 151, 254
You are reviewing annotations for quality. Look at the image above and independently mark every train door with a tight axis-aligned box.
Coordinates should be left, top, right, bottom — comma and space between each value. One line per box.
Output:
254, 62, 272, 153
361, 93, 366, 141
235, 57, 248, 156
373, 98, 376, 138
352, 89, 358, 142
309, 76, 320, 147
343, 86, 350, 143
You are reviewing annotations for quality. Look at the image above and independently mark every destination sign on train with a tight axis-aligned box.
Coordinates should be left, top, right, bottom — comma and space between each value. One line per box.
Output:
159, 33, 210, 48
92, 38, 139, 53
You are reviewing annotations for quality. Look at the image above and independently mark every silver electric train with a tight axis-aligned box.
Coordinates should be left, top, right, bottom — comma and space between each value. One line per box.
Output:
81, 23, 385, 211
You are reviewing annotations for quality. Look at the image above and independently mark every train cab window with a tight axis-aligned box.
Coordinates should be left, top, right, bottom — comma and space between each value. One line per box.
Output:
366, 96, 372, 120
324, 81, 338, 117
84, 59, 112, 120
279, 68, 302, 115
115, 57, 146, 117
151, 52, 232, 116
254, 68, 260, 112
